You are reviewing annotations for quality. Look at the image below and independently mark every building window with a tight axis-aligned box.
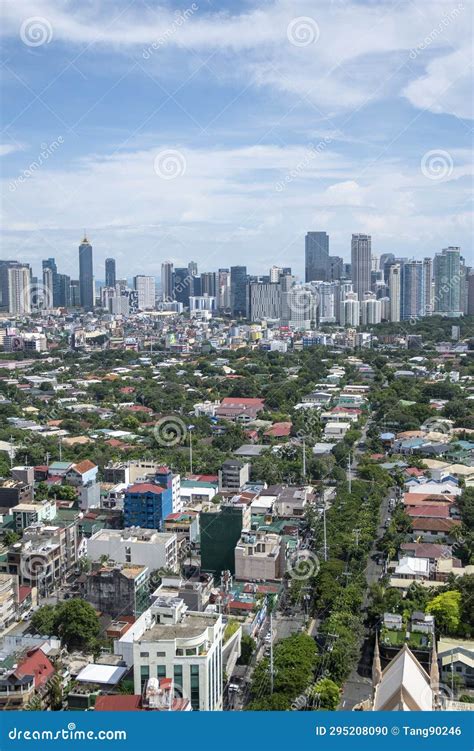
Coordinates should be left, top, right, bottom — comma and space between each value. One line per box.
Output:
173, 665, 183, 694
190, 665, 200, 710
140, 651, 149, 657
140, 665, 149, 688
156, 651, 166, 657
157, 665, 166, 678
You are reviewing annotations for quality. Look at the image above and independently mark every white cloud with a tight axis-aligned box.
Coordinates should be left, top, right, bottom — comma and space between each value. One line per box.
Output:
2, 0, 471, 116
403, 46, 473, 120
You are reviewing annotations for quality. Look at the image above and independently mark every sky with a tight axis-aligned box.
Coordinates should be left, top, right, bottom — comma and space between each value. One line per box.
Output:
0, 0, 472, 282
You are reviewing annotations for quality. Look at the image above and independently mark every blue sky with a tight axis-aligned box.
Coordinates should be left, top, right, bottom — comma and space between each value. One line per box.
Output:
0, 0, 472, 282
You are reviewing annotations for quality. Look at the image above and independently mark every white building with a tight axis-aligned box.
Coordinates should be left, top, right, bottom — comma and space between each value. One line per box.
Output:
87, 528, 178, 572
11, 500, 57, 533
389, 263, 401, 322
134, 275, 156, 310
132, 597, 226, 711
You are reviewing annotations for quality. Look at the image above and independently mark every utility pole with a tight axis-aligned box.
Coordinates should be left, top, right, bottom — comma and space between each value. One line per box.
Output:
302, 436, 306, 480
353, 528, 361, 548
347, 452, 352, 494
188, 425, 194, 475
58, 437, 62, 462
322, 504, 328, 562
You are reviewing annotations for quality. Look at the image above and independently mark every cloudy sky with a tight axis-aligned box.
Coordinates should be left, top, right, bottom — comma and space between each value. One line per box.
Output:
0, 0, 472, 281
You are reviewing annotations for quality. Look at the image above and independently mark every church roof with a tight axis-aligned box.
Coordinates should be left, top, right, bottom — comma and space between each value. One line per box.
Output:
374, 644, 432, 711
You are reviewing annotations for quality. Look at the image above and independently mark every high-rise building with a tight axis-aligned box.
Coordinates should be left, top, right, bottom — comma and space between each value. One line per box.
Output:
248, 281, 281, 320
422, 257, 433, 316
230, 266, 248, 317
389, 263, 402, 322
57, 274, 71, 307
329, 256, 343, 281
188, 261, 198, 278
305, 232, 329, 282
79, 236, 94, 310
467, 269, 474, 316
105, 258, 116, 289
42, 258, 59, 306
173, 268, 191, 306
134, 275, 156, 310
217, 269, 230, 310
161, 262, 174, 302
361, 293, 382, 325
351, 234, 372, 300
401, 260, 424, 320
200, 272, 217, 298
5, 264, 31, 315
42, 267, 54, 309
70, 280, 81, 307
434, 247, 463, 316
339, 291, 360, 327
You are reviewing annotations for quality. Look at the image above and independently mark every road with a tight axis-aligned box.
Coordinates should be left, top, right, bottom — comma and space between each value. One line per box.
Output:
340, 486, 393, 709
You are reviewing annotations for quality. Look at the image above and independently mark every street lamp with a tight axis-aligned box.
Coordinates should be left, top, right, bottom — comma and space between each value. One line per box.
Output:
188, 425, 195, 475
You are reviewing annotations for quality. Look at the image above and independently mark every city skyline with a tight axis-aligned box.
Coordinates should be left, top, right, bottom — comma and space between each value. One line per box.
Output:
1, 1, 472, 274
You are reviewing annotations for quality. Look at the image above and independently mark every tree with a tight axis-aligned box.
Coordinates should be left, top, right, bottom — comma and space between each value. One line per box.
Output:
55, 599, 100, 649
238, 635, 256, 666
2, 530, 20, 546
426, 591, 462, 635
31, 604, 57, 636
32, 600, 100, 650
309, 678, 341, 710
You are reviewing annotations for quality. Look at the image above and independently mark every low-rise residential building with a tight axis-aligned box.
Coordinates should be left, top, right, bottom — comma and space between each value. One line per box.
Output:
234, 530, 284, 581
85, 565, 150, 617
0, 573, 18, 633
11, 500, 56, 533
87, 528, 178, 573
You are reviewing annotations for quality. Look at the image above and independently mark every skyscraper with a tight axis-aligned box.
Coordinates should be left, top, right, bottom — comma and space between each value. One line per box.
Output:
422, 257, 433, 316
42, 258, 59, 307
434, 247, 463, 316
105, 258, 116, 288
134, 275, 156, 310
161, 262, 174, 302
401, 260, 424, 320
79, 236, 94, 310
305, 232, 329, 282
217, 269, 231, 310
42, 267, 54, 309
230, 266, 248, 317
173, 268, 191, 306
6, 265, 31, 315
389, 263, 401, 322
199, 272, 216, 298
351, 234, 372, 300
